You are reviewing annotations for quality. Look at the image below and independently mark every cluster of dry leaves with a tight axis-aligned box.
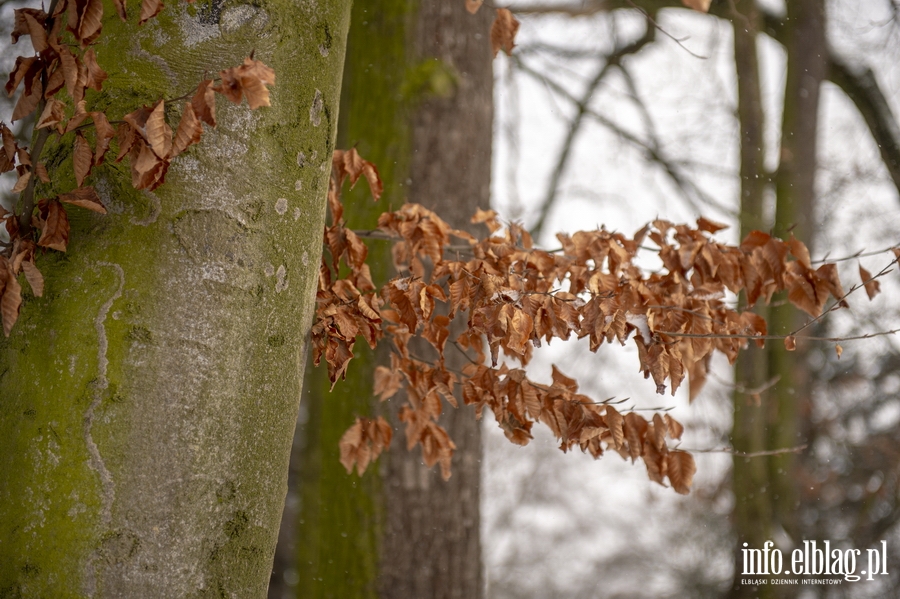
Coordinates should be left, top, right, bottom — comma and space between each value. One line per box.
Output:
1, 0, 274, 336
316, 150, 858, 493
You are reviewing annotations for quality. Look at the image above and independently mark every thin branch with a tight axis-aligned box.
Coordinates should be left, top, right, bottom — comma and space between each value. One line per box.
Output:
16, 0, 60, 235
625, 0, 708, 60
516, 58, 735, 227
789, 256, 898, 338
828, 54, 900, 199
531, 24, 656, 238
812, 244, 900, 264
686, 444, 808, 458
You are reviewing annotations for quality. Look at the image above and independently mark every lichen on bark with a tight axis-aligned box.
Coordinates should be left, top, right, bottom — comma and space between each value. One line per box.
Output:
0, 1, 353, 597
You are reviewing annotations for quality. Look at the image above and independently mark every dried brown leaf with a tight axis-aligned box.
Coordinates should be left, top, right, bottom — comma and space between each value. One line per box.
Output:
21, 261, 44, 297
171, 102, 203, 157
191, 79, 217, 127
603, 405, 625, 450
90, 111, 116, 165
139, 0, 163, 24
666, 450, 696, 494
82, 48, 108, 91
784, 335, 796, 351
60, 186, 106, 214
35, 162, 51, 183
75, 0, 104, 45
116, 123, 137, 162
36, 98, 66, 131
73, 132, 93, 187
11, 169, 31, 193
45, 64, 66, 98
696, 216, 727, 234
859, 264, 881, 300
12, 67, 42, 122
37, 198, 70, 252
64, 100, 89, 134
373, 365, 402, 400
21, 11, 49, 52
490, 9, 520, 58
1, 124, 16, 164
664, 414, 684, 440
0, 261, 23, 336
113, 0, 127, 20
236, 58, 276, 109
11, 8, 48, 45
145, 99, 173, 159
59, 47, 79, 99
5, 56, 38, 97
681, 0, 711, 11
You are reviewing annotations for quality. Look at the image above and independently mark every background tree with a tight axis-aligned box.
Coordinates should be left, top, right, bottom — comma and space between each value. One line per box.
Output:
0, 1, 351, 595
269, 2, 492, 598
485, 1, 900, 597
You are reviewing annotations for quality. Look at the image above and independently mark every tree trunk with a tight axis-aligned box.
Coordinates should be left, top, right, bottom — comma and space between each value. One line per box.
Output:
729, 0, 826, 596
274, 2, 491, 598
379, 3, 491, 598
768, 0, 826, 550
729, 1, 774, 597
0, 2, 351, 597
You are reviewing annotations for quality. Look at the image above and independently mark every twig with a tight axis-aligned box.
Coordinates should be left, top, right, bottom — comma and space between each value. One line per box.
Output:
789, 256, 898, 338
516, 58, 735, 220
531, 25, 656, 238
625, 0, 708, 60
686, 444, 808, 458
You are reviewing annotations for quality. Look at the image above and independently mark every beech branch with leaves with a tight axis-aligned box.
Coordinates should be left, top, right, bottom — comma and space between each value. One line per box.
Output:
315, 147, 891, 494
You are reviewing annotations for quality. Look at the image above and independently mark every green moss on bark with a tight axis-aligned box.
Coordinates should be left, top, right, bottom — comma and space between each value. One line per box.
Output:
0, 1, 352, 597
294, 1, 416, 597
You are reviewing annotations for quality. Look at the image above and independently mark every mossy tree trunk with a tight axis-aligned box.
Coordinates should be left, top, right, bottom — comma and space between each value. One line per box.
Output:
767, 0, 826, 548
0, 2, 351, 597
729, 1, 774, 596
729, 1, 826, 597
271, 2, 491, 598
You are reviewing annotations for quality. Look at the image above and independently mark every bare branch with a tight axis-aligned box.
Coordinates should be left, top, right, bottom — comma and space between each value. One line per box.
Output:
530, 24, 656, 237
828, 55, 900, 198
516, 57, 735, 234
686, 444, 808, 458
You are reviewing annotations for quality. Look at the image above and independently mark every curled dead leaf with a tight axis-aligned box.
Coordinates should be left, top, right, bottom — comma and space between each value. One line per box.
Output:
490, 8, 519, 58
192, 80, 217, 127
60, 186, 107, 214
0, 258, 23, 337
465, 0, 483, 14
21, 261, 44, 297
73, 132, 93, 187
859, 264, 881, 300
37, 198, 71, 252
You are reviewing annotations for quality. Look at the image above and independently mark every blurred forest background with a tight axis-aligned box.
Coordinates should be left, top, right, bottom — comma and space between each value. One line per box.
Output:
3, 1, 900, 598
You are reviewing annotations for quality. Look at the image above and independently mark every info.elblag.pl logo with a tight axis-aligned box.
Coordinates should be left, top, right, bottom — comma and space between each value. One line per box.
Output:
741, 540, 889, 584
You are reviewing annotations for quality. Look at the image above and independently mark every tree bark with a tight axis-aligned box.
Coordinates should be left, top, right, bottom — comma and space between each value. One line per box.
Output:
728, 1, 774, 596
276, 2, 491, 599
379, 3, 492, 598
0, 2, 351, 597
768, 0, 826, 547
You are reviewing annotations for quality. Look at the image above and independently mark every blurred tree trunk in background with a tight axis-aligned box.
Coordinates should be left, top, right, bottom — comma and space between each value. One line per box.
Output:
729, 0, 773, 595
269, 2, 492, 598
729, 1, 827, 597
